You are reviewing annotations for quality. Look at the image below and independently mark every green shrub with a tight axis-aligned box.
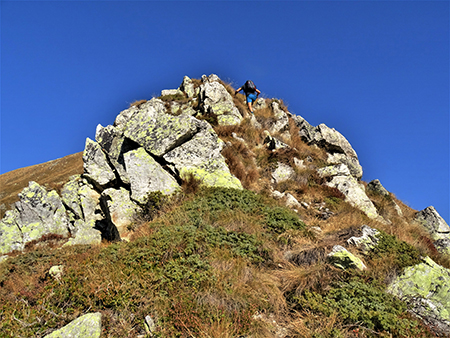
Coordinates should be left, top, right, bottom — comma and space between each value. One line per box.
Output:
293, 277, 427, 337
370, 231, 423, 270
264, 206, 306, 234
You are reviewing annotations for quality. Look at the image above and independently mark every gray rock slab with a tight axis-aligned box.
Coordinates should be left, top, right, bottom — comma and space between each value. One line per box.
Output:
269, 101, 289, 134
199, 81, 243, 126
367, 179, 390, 197
124, 98, 198, 156
180, 75, 195, 98
271, 162, 295, 184
163, 127, 242, 189
61, 175, 83, 219
347, 225, 380, 253
415, 206, 450, 256
64, 220, 102, 247
318, 164, 382, 220
83, 138, 116, 188
124, 147, 180, 204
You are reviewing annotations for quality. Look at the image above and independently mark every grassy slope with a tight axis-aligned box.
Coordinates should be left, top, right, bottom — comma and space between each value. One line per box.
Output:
0, 152, 84, 218
1, 84, 448, 337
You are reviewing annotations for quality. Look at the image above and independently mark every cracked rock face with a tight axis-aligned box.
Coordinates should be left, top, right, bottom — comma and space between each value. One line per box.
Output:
124, 99, 199, 157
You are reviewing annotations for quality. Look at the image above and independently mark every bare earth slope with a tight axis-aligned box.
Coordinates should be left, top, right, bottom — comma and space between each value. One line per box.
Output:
0, 152, 83, 218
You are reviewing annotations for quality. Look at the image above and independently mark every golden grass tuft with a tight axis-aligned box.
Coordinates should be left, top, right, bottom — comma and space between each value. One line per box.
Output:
129, 99, 147, 107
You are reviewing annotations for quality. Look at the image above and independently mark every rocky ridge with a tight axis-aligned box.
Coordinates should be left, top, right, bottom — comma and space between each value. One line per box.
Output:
1, 74, 449, 337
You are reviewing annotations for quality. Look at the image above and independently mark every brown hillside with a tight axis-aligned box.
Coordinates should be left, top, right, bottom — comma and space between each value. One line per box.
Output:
0, 152, 83, 218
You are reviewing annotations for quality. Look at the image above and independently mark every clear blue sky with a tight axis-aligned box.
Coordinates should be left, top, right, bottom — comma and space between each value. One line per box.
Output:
1, 1, 449, 223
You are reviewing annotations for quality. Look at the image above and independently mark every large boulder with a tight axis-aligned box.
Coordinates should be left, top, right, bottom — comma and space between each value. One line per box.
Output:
313, 124, 362, 179
388, 257, 450, 336
124, 147, 180, 204
415, 206, 450, 256
15, 181, 70, 244
198, 74, 243, 126
124, 98, 198, 157
0, 182, 71, 254
163, 124, 242, 189
44, 312, 102, 338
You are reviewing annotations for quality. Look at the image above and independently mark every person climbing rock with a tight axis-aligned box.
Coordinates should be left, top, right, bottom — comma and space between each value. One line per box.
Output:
235, 80, 261, 115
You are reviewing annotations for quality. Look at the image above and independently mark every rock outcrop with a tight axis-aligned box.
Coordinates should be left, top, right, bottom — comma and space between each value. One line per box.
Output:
1, 73, 450, 337
0, 74, 245, 250
415, 206, 450, 256
0, 181, 71, 254
318, 164, 382, 221
293, 117, 363, 179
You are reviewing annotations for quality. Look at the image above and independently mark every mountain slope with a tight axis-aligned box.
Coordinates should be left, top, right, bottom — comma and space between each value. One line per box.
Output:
0, 74, 449, 337
0, 152, 83, 219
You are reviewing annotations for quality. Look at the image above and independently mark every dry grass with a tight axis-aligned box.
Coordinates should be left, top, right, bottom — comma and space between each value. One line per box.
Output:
288, 311, 346, 338
129, 99, 147, 108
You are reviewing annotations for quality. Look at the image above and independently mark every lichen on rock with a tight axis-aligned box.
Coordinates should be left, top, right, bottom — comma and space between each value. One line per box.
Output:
388, 256, 450, 336
44, 312, 102, 338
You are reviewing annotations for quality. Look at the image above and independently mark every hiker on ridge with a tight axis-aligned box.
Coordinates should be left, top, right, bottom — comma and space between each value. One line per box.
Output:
235, 80, 261, 115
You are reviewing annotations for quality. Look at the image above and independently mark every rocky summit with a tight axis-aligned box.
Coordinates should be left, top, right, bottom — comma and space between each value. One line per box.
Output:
0, 74, 449, 337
